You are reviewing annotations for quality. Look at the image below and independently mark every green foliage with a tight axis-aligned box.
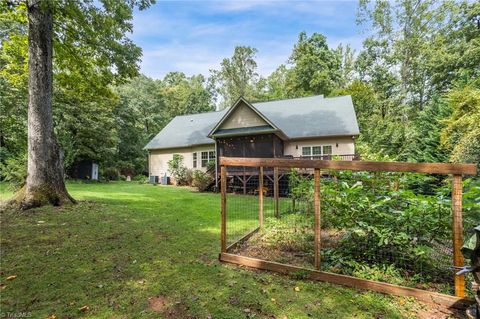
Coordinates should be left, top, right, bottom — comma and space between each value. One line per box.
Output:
210, 46, 260, 108
441, 83, 480, 164
285, 170, 460, 287
287, 170, 314, 214
0, 152, 26, 190
101, 167, 120, 181
132, 174, 149, 184
288, 32, 342, 96
167, 154, 192, 186
192, 170, 214, 192
262, 215, 314, 253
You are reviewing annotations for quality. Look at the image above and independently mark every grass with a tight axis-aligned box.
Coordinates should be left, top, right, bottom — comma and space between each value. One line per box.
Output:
0, 181, 436, 318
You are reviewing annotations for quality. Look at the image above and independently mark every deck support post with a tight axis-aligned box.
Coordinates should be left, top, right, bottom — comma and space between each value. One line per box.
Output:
259, 166, 264, 228
452, 174, 465, 297
243, 168, 247, 195
221, 166, 227, 253
314, 168, 321, 270
274, 167, 279, 218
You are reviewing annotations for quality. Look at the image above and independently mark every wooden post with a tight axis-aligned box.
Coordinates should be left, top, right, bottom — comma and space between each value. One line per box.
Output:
243, 168, 247, 195
259, 166, 264, 228
221, 166, 227, 253
452, 174, 465, 297
314, 168, 321, 270
274, 167, 279, 218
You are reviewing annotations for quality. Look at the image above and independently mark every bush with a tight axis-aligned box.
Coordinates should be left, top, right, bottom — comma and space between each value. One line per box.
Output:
192, 170, 214, 191
133, 174, 149, 184
0, 153, 27, 190
168, 154, 192, 186
102, 167, 119, 181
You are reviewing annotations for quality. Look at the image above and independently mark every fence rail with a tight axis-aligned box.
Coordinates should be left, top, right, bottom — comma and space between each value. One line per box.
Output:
219, 156, 477, 309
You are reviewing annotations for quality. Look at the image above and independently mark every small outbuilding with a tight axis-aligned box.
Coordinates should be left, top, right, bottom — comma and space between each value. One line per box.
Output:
69, 160, 99, 180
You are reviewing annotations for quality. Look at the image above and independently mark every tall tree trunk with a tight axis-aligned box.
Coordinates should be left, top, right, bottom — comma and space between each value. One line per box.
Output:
11, 1, 75, 209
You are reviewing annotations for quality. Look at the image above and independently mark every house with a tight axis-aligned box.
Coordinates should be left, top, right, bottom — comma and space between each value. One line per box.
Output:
144, 95, 360, 185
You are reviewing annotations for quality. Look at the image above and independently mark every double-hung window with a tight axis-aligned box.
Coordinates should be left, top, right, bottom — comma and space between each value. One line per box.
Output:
201, 150, 216, 167
193, 152, 197, 168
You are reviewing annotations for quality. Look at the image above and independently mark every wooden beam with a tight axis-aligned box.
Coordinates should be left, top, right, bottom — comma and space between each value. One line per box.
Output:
220, 166, 227, 253
452, 175, 465, 297
226, 227, 260, 252
274, 167, 279, 218
265, 174, 274, 183
259, 166, 264, 228
314, 168, 321, 270
219, 253, 474, 309
219, 157, 477, 175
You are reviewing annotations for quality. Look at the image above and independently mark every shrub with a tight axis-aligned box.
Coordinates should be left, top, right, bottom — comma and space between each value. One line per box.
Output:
102, 167, 119, 180
133, 174, 149, 184
192, 170, 214, 191
0, 153, 27, 190
168, 154, 192, 186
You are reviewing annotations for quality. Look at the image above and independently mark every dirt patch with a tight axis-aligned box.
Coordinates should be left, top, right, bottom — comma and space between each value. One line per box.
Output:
148, 295, 168, 313
231, 229, 344, 268
162, 301, 193, 319
415, 304, 466, 319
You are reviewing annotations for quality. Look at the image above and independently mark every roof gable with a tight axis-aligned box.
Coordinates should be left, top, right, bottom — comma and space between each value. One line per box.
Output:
218, 101, 268, 129
208, 97, 281, 138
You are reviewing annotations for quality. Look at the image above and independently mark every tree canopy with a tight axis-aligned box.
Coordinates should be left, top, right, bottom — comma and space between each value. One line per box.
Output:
1, 0, 478, 191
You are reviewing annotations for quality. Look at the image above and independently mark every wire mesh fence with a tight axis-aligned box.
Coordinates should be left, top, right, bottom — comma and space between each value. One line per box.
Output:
223, 162, 478, 297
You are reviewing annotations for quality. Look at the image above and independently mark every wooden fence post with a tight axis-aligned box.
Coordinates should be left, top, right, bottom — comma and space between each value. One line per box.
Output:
314, 168, 321, 270
221, 166, 227, 253
274, 167, 279, 218
452, 174, 465, 297
259, 166, 264, 228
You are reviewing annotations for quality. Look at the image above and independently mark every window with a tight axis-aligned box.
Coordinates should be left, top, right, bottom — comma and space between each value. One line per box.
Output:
201, 152, 208, 167
312, 146, 322, 158
301, 145, 333, 159
323, 145, 332, 155
193, 152, 197, 168
209, 151, 216, 161
201, 150, 216, 167
302, 147, 311, 156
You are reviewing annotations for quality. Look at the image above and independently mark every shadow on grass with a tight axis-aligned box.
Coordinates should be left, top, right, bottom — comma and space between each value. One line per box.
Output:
0, 182, 426, 318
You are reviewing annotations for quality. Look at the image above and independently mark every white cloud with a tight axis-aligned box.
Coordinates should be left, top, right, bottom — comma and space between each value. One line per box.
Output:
132, 0, 365, 79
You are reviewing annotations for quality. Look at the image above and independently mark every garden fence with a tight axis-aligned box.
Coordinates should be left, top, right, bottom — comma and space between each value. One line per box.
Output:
219, 157, 477, 309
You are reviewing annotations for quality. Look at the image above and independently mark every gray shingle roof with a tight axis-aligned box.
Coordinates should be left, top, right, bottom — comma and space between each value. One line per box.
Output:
144, 109, 227, 150
255, 95, 360, 139
144, 95, 359, 150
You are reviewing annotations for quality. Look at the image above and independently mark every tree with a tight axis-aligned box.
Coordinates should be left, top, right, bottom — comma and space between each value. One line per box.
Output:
441, 83, 480, 164
3, 0, 153, 209
288, 32, 341, 96
210, 46, 259, 109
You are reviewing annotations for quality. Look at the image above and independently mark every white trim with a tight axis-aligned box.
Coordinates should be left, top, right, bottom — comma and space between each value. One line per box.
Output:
301, 144, 333, 159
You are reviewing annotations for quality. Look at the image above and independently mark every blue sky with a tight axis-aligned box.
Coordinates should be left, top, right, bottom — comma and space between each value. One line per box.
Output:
131, 1, 364, 79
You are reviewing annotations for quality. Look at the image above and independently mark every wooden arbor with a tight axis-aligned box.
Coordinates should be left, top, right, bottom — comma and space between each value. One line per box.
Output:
219, 157, 477, 308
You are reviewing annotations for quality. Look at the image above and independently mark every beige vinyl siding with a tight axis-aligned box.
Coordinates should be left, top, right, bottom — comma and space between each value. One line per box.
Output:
148, 144, 216, 178
284, 136, 355, 158
219, 101, 269, 129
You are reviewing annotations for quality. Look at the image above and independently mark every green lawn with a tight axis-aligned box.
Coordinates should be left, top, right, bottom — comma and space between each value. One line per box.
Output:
0, 182, 431, 318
